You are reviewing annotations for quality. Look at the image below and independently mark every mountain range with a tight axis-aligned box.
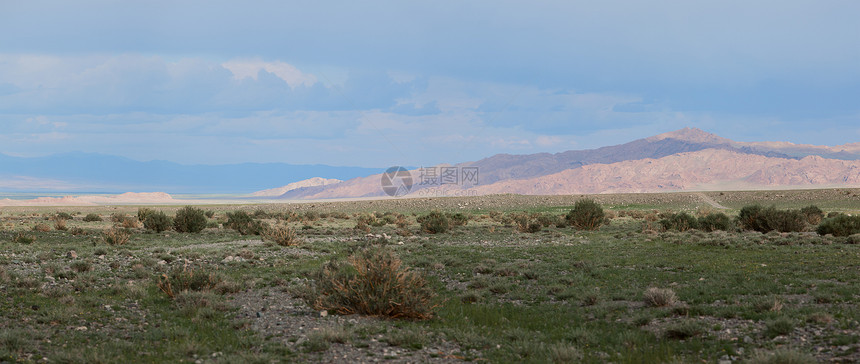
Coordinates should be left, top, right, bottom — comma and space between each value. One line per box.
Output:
272, 128, 860, 199
4, 128, 858, 198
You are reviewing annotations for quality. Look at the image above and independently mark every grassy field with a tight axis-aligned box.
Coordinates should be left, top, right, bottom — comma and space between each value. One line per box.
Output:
1, 189, 859, 363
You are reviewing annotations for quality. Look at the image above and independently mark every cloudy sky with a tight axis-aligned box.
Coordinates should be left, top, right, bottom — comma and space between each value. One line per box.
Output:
1, 1, 858, 168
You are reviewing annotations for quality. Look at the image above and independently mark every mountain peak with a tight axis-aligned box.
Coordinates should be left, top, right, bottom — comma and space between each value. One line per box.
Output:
647, 127, 731, 145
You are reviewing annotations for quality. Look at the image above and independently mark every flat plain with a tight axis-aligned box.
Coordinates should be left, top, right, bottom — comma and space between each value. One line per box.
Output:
1, 188, 859, 363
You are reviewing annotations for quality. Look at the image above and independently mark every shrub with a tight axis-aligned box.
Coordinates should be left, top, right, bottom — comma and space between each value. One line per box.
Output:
120, 217, 140, 229
643, 287, 678, 307
738, 204, 768, 232
510, 212, 542, 233
697, 212, 732, 232
660, 212, 699, 232
204, 210, 215, 218
417, 211, 450, 234
816, 215, 860, 237
32, 223, 51, 232
226, 211, 266, 235
82, 213, 102, 222
102, 228, 131, 245
565, 199, 605, 230
142, 210, 173, 233
173, 206, 208, 233
800, 205, 824, 225
305, 246, 440, 320
664, 320, 704, 340
263, 224, 300, 246
110, 213, 127, 223
764, 317, 796, 338
104, 228, 131, 245
55, 212, 73, 220
447, 213, 470, 227
738, 205, 806, 233
137, 207, 154, 222
54, 218, 68, 231
766, 209, 807, 233
534, 213, 562, 228
157, 262, 224, 299
751, 296, 784, 313
12, 232, 35, 244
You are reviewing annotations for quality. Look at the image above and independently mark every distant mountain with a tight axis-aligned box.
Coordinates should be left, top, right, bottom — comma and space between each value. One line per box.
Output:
277, 128, 860, 199
470, 149, 860, 195
251, 177, 342, 197
0, 152, 378, 194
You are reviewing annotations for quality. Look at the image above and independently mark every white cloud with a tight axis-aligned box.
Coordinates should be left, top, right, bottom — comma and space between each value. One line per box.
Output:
535, 135, 562, 147
222, 59, 317, 88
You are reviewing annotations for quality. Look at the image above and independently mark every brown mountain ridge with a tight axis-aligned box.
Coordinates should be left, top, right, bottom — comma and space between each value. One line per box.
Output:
274, 128, 860, 199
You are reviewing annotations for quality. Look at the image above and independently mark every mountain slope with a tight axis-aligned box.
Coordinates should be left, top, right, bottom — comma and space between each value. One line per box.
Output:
460, 128, 792, 185
277, 128, 860, 199
252, 177, 342, 197
470, 149, 860, 195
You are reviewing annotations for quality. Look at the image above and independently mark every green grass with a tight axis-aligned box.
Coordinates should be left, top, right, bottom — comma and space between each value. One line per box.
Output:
1, 192, 858, 362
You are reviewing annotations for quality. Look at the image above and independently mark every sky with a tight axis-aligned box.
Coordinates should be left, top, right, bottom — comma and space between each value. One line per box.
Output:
1, 0, 858, 168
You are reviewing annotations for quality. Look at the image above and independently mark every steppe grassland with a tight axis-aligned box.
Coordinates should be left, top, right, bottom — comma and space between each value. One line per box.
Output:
0, 189, 858, 363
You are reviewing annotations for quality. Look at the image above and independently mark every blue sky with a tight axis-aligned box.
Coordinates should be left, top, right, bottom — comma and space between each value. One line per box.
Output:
1, 1, 858, 168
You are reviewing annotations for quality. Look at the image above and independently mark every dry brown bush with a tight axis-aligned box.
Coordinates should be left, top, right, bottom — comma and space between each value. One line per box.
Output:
306, 247, 440, 320
102, 228, 131, 246
32, 223, 51, 232
643, 287, 678, 307
263, 224, 300, 246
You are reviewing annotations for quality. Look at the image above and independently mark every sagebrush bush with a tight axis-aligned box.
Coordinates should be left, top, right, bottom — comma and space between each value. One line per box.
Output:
226, 211, 266, 235
660, 212, 699, 232
263, 224, 300, 246
447, 212, 470, 227
697, 212, 732, 232
800, 205, 824, 225
120, 217, 140, 229
565, 199, 605, 230
102, 228, 130, 246
82, 213, 102, 222
738, 204, 767, 232
816, 214, 860, 237
137, 207, 154, 222
173, 206, 208, 233
157, 262, 224, 299
510, 212, 542, 233
13, 232, 35, 244
417, 211, 450, 234
110, 212, 127, 223
643, 287, 678, 307
142, 210, 173, 233
305, 246, 440, 320
55, 212, 73, 220
766, 209, 807, 233
664, 320, 704, 340
53, 218, 68, 231
738, 205, 806, 233
32, 223, 51, 232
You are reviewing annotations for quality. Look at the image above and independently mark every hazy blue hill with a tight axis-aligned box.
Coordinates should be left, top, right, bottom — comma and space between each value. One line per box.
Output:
0, 152, 379, 194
